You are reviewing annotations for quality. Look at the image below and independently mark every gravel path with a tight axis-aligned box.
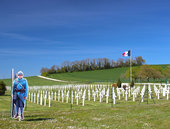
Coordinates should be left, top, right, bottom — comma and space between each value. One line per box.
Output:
37, 75, 68, 82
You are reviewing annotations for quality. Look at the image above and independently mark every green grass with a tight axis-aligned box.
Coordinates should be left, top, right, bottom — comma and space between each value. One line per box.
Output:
48, 64, 170, 83
0, 90, 170, 129
0, 76, 67, 86
1, 64, 170, 86
49, 67, 128, 82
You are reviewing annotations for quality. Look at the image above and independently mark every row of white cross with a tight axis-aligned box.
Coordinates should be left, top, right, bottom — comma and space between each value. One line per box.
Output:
27, 83, 170, 107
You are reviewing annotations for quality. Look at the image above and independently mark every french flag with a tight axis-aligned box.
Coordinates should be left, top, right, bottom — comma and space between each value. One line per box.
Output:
122, 50, 131, 57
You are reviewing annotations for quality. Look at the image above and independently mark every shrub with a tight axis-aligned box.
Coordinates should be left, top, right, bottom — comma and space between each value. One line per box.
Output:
130, 80, 134, 87
0, 81, 7, 95
41, 72, 49, 77
117, 78, 121, 88
112, 83, 117, 88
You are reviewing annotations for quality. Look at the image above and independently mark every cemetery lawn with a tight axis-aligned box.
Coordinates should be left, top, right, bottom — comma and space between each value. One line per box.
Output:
0, 91, 170, 129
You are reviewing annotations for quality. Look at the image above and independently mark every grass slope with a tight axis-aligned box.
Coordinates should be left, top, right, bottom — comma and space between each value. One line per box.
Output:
1, 64, 169, 86
48, 64, 170, 83
48, 67, 128, 82
0, 76, 67, 86
0, 91, 170, 128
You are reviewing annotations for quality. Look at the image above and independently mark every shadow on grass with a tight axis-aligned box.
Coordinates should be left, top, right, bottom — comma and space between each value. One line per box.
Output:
25, 118, 53, 121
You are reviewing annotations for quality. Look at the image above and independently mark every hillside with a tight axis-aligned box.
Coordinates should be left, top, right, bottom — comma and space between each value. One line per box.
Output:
0, 76, 67, 86
1, 64, 170, 86
48, 67, 128, 82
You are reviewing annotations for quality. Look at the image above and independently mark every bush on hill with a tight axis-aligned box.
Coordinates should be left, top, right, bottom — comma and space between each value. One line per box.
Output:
0, 81, 6, 95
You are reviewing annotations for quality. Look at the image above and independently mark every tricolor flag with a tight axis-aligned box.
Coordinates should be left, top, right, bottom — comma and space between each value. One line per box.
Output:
122, 50, 131, 57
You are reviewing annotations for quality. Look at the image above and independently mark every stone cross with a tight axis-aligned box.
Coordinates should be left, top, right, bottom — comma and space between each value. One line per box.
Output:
122, 89, 125, 97
43, 91, 44, 98
163, 88, 166, 96
167, 89, 169, 100
71, 90, 73, 104
128, 88, 131, 97
62, 90, 64, 103
40, 92, 43, 105
125, 90, 128, 101
44, 94, 47, 106
34, 93, 36, 103
132, 92, 135, 102
51, 92, 53, 100
140, 92, 144, 102
88, 90, 90, 101
31, 93, 33, 102
58, 90, 60, 101
54, 92, 56, 101
46, 91, 47, 99
49, 94, 51, 107
96, 89, 99, 98
37, 93, 39, 104
118, 91, 121, 100
76, 93, 79, 105
82, 95, 85, 106
113, 93, 116, 104
149, 91, 152, 99
157, 90, 160, 99
66, 91, 69, 103
93, 92, 96, 102
29, 92, 30, 101
106, 91, 109, 104
99, 92, 102, 103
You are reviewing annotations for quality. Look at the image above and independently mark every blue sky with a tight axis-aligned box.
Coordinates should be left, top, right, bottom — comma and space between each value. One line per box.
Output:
0, 0, 170, 79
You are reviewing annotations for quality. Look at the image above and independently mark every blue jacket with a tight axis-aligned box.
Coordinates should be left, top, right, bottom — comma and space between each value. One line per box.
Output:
13, 78, 29, 104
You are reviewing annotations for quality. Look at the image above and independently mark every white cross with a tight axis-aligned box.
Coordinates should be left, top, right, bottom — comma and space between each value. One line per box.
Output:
49, 94, 51, 107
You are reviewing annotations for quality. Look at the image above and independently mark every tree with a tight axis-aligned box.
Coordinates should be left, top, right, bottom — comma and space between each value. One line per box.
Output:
117, 78, 121, 88
40, 56, 146, 74
103, 58, 111, 69
130, 80, 134, 87
162, 66, 170, 78
117, 58, 124, 67
0, 81, 6, 95
126, 67, 140, 81
48, 65, 57, 74
138, 65, 162, 81
40, 67, 49, 74
41, 72, 49, 77
135, 56, 145, 66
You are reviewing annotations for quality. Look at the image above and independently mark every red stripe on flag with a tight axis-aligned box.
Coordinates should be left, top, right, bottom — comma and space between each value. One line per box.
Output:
122, 52, 125, 56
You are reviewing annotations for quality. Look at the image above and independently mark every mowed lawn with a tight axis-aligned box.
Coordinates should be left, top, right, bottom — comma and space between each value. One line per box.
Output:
0, 91, 170, 129
48, 67, 128, 82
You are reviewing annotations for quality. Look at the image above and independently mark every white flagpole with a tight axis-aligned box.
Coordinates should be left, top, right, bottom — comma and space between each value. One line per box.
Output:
130, 50, 132, 82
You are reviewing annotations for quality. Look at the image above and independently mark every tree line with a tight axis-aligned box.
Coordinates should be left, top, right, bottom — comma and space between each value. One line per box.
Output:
40, 56, 145, 75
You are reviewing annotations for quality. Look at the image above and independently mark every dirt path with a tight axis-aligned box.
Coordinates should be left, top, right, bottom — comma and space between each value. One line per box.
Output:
37, 75, 68, 82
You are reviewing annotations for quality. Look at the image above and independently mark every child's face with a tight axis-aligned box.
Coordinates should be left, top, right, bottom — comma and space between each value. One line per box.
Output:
18, 75, 23, 79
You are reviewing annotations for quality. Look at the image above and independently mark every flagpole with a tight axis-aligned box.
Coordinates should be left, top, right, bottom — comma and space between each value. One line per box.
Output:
130, 49, 132, 83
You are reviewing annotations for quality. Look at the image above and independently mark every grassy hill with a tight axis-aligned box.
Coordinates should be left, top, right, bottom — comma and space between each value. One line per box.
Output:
1, 64, 170, 86
48, 67, 128, 83
48, 64, 170, 83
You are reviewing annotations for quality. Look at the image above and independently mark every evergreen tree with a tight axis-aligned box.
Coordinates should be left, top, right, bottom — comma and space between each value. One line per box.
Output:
117, 78, 121, 88
0, 81, 6, 95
